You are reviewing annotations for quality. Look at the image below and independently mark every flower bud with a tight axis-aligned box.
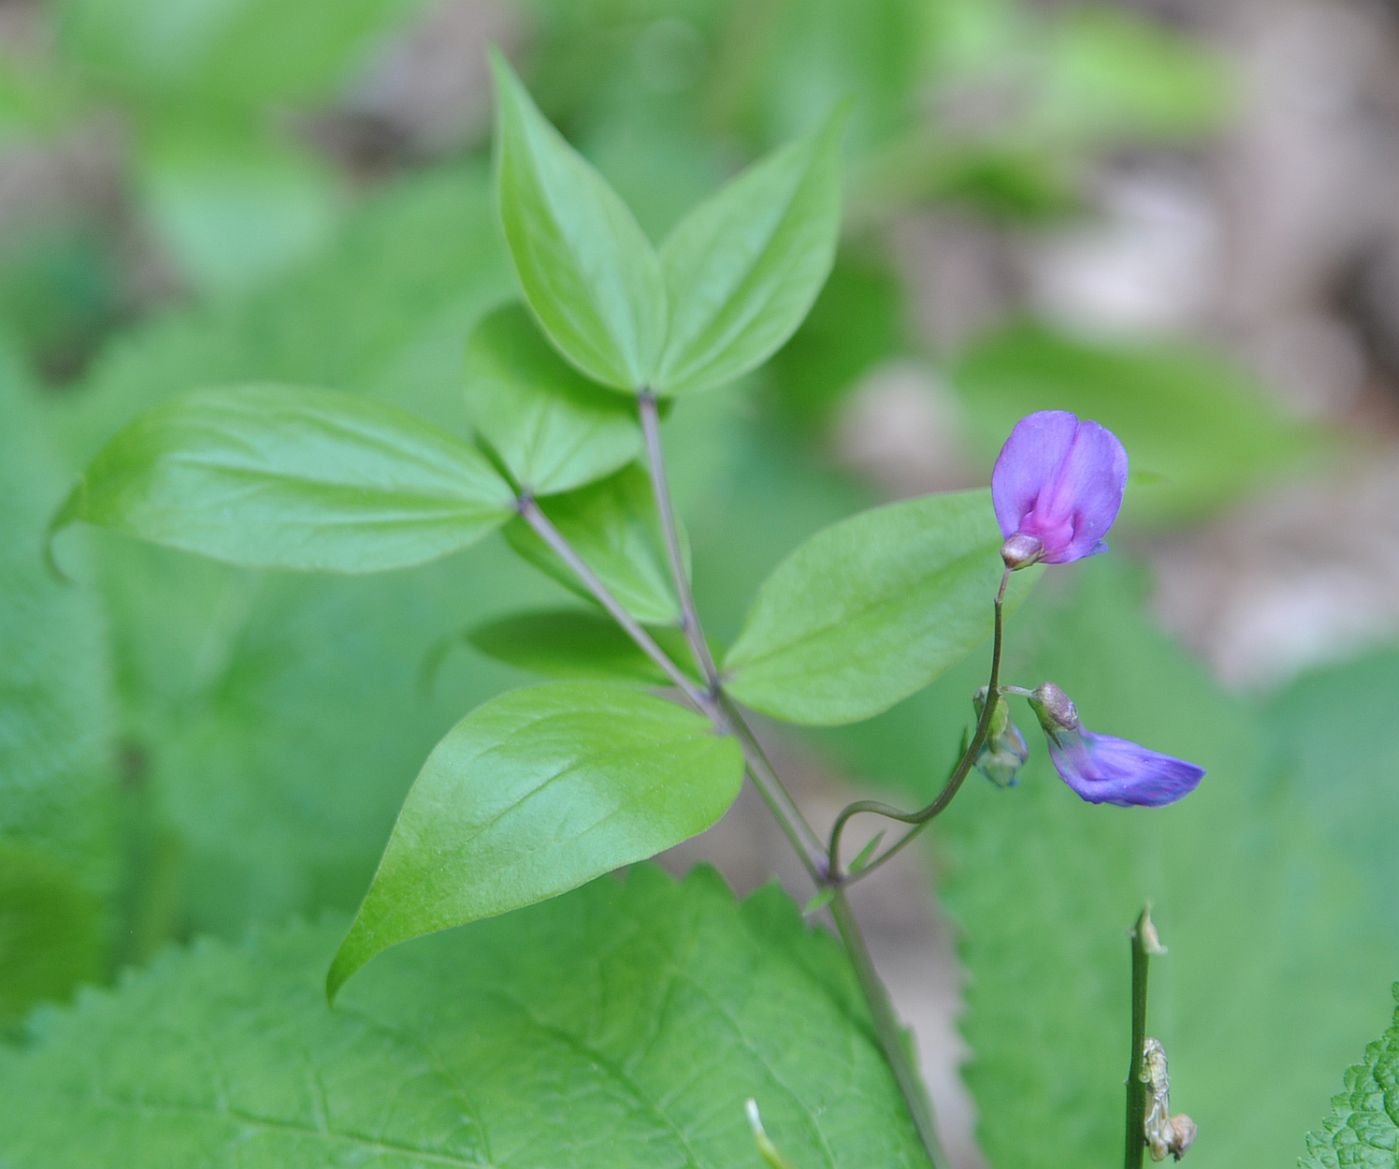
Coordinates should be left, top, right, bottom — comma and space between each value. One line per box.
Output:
1028, 681, 1080, 733
973, 687, 1030, 788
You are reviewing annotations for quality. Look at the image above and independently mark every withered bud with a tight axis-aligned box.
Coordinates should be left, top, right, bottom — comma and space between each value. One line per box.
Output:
1000, 532, 1045, 570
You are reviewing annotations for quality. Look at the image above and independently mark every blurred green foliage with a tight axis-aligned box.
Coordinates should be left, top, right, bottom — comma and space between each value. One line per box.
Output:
0, 2, 1384, 1167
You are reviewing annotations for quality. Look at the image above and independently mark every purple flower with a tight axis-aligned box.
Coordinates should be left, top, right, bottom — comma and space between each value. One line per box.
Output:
1029, 683, 1203, 808
993, 410, 1128, 569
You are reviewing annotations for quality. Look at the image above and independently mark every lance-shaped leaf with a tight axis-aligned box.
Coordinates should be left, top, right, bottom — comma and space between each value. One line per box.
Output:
723, 490, 1038, 725
0, 869, 931, 1168
463, 302, 642, 494
53, 384, 516, 574
655, 107, 846, 397
491, 52, 665, 392
505, 463, 686, 625
328, 684, 744, 997
466, 608, 694, 686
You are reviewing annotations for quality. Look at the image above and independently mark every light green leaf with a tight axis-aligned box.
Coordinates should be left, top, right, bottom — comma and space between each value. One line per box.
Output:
505, 463, 686, 625
0, 868, 930, 1168
39, 170, 530, 948
1301, 984, 1399, 1168
655, 108, 845, 397
54, 383, 516, 574
465, 608, 693, 686
462, 302, 642, 494
491, 51, 666, 391
328, 685, 744, 996
952, 322, 1324, 521
723, 489, 1038, 725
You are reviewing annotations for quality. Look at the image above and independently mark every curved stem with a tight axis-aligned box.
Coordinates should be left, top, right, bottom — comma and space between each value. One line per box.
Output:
638, 391, 722, 690
829, 889, 950, 1169
830, 570, 1009, 883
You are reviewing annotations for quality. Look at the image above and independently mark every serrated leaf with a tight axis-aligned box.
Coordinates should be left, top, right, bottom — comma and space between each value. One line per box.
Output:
1302, 984, 1399, 1168
54, 383, 516, 574
952, 323, 1324, 521
0, 867, 930, 1167
465, 608, 693, 686
505, 463, 686, 625
462, 301, 642, 494
491, 51, 666, 391
328, 685, 744, 995
723, 489, 1039, 725
654, 108, 845, 397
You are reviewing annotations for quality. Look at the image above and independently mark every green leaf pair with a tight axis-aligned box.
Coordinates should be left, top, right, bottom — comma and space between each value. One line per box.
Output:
492, 51, 846, 397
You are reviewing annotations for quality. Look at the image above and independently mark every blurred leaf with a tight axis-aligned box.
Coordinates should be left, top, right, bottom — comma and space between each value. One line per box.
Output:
462, 303, 642, 495
492, 52, 666, 391
883, 561, 1399, 1169
329, 685, 744, 995
55, 0, 426, 111
0, 868, 930, 1167
506, 464, 686, 626
723, 490, 1038, 725
952, 322, 1324, 521
138, 127, 342, 295
713, 0, 927, 153
465, 608, 693, 686
1301, 984, 1399, 1168
766, 249, 906, 427
0, 361, 117, 1018
56, 384, 516, 574
1038, 7, 1229, 144
0, 846, 104, 1029
655, 107, 845, 396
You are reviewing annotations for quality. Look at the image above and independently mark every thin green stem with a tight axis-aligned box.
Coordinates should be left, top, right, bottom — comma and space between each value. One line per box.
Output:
638, 391, 722, 689
829, 889, 950, 1169
519, 496, 709, 712
1125, 906, 1153, 1169
829, 571, 1009, 882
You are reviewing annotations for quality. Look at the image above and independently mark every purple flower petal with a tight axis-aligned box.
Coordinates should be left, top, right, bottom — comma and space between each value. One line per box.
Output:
992, 410, 1079, 539
991, 410, 1129, 566
1045, 729, 1204, 808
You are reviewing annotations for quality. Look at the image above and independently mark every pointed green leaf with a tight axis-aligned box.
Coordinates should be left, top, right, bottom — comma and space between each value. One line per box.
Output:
655, 109, 846, 397
1302, 984, 1399, 1168
505, 463, 686, 625
0, 869, 931, 1167
466, 608, 694, 686
723, 489, 1039, 725
54, 384, 516, 574
491, 52, 665, 392
328, 685, 744, 996
463, 302, 642, 494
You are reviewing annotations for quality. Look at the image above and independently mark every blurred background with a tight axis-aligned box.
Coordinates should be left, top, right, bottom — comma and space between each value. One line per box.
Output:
2, 2, 1397, 1167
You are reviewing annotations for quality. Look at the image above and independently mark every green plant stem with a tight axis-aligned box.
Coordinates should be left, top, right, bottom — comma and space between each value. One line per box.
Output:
1125, 906, 1152, 1169
638, 390, 722, 689
828, 571, 1008, 882
519, 496, 710, 711
536, 421, 951, 1169
829, 888, 950, 1169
